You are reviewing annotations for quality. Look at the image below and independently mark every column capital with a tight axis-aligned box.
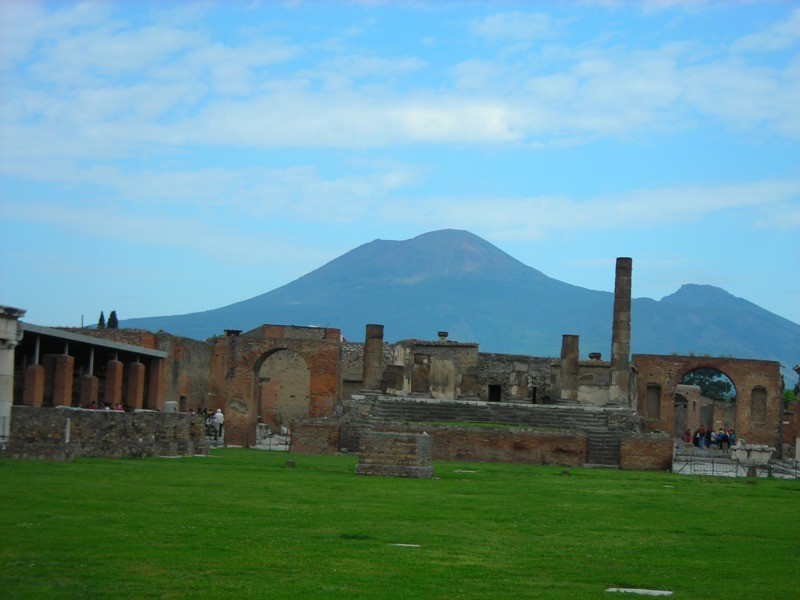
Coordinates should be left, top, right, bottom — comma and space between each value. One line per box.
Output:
0, 305, 26, 349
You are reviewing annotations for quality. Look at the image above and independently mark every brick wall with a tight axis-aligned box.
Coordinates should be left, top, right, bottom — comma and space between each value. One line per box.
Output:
619, 434, 673, 470
633, 354, 782, 448
290, 419, 340, 455
355, 431, 433, 478
357, 423, 587, 467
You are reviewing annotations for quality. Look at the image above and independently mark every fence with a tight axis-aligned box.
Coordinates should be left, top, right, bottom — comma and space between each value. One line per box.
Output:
672, 453, 799, 479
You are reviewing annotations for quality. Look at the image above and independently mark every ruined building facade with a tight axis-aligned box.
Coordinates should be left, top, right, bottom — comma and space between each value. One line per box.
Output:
2, 256, 789, 464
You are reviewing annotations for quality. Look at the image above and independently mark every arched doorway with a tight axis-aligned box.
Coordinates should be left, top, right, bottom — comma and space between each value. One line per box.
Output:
676, 367, 736, 445
254, 349, 310, 432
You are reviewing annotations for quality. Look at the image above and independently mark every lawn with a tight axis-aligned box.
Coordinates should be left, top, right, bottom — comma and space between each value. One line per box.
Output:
1, 449, 797, 599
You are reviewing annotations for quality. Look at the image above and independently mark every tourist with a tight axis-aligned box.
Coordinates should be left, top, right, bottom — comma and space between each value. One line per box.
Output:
214, 408, 224, 438
697, 425, 706, 448
204, 411, 214, 436
717, 428, 729, 451
684, 428, 691, 445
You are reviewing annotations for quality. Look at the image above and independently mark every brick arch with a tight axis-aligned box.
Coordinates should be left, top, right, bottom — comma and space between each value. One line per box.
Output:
633, 354, 781, 446
209, 325, 342, 443
253, 347, 311, 431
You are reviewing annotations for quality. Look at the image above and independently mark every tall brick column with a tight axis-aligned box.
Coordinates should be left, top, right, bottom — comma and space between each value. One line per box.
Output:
51, 354, 75, 407
362, 324, 384, 391
610, 257, 632, 407
105, 359, 124, 408
0, 305, 26, 442
80, 375, 98, 407
126, 361, 145, 409
559, 334, 579, 404
24, 364, 45, 407
147, 358, 165, 411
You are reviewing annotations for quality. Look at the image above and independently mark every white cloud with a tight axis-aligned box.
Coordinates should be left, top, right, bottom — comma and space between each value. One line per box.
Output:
376, 179, 800, 240
469, 11, 560, 43
734, 7, 800, 53
2, 2, 800, 171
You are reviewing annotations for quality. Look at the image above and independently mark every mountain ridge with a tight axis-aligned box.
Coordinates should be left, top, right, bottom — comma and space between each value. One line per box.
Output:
120, 229, 799, 382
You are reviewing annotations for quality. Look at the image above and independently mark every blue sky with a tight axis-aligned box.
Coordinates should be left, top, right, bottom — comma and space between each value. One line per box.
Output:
1, 0, 798, 331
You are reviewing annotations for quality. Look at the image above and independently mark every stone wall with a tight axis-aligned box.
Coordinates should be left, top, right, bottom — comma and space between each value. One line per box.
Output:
6, 406, 207, 460
619, 434, 673, 471
364, 423, 587, 467
355, 431, 433, 478
478, 352, 553, 403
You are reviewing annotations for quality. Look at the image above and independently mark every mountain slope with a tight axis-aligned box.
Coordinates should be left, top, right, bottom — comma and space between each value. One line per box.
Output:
121, 230, 800, 381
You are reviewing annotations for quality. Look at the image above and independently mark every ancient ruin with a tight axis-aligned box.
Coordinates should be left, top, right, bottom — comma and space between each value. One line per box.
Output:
1, 256, 792, 470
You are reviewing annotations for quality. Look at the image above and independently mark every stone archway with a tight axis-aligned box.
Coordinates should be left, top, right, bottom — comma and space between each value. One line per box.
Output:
254, 349, 311, 432
633, 354, 782, 447
677, 367, 737, 442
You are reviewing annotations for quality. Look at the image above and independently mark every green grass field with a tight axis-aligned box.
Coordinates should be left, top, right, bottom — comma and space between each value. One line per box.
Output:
1, 449, 797, 599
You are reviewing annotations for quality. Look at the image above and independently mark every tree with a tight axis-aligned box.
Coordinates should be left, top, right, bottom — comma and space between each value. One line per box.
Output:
97, 311, 106, 329
107, 310, 119, 329
680, 368, 735, 402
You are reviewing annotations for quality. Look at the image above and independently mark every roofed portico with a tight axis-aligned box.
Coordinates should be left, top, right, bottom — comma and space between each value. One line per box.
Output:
13, 322, 168, 411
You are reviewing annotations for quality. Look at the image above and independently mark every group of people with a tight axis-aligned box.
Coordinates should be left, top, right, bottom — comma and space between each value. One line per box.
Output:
85, 401, 129, 411
684, 425, 735, 450
201, 408, 224, 438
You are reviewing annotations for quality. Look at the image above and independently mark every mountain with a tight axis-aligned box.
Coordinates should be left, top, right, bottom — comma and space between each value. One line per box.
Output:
121, 229, 800, 382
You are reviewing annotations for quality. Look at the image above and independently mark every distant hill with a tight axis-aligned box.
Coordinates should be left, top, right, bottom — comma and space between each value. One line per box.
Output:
121, 229, 800, 383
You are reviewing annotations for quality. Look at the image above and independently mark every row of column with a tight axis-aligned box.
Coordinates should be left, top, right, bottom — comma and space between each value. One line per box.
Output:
22, 355, 163, 410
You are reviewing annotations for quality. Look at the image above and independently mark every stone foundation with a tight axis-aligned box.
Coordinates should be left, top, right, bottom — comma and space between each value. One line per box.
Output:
355, 431, 433, 478
6, 406, 207, 460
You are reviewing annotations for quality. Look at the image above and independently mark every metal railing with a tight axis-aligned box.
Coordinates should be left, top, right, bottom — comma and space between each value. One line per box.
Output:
672, 452, 799, 479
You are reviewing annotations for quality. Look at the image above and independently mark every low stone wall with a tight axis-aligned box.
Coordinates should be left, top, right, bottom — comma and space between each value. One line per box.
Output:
619, 434, 673, 470
6, 406, 207, 460
290, 419, 340, 455
359, 422, 587, 467
356, 431, 433, 478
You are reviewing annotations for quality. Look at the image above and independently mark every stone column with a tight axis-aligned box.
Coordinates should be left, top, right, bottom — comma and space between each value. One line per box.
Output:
362, 324, 384, 391
24, 364, 45, 406
0, 305, 26, 443
51, 354, 75, 407
610, 257, 632, 407
80, 375, 99, 407
105, 359, 124, 408
147, 358, 165, 411
79, 347, 98, 407
126, 361, 145, 409
559, 334, 579, 404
